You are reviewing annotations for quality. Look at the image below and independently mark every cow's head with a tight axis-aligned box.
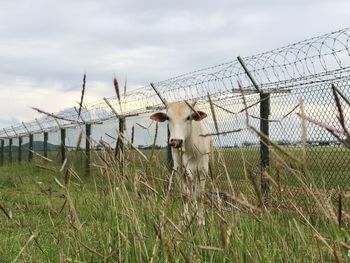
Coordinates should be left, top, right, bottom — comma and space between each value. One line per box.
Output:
150, 101, 207, 148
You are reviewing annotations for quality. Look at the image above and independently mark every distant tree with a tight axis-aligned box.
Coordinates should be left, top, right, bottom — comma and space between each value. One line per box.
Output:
242, 141, 254, 147
318, 141, 330, 146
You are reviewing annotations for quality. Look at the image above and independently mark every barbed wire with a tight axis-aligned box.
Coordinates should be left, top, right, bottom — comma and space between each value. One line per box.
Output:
1, 27, 350, 138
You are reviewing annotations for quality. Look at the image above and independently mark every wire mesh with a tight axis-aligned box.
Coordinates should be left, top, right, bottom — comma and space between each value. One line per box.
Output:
1, 28, 350, 138
0, 28, 349, 206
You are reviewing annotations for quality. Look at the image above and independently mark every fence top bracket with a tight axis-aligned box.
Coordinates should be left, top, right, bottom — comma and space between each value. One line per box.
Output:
119, 113, 140, 118
146, 106, 166, 111
232, 88, 291, 95
83, 121, 103, 125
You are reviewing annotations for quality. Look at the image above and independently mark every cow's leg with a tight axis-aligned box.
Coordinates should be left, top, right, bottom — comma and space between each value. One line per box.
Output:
180, 181, 191, 225
193, 173, 206, 226
186, 163, 205, 226
173, 149, 192, 225
173, 168, 191, 225
193, 157, 208, 226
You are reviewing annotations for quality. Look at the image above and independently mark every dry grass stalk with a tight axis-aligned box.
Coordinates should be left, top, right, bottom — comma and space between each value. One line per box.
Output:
200, 128, 244, 137
338, 193, 342, 226
32, 107, 75, 122
237, 81, 250, 126
150, 237, 160, 263
299, 100, 307, 165
210, 101, 237, 115
282, 103, 301, 120
114, 77, 123, 113
29, 150, 53, 163
113, 77, 120, 104
77, 73, 86, 117
275, 161, 282, 194
123, 78, 127, 98
246, 170, 265, 211
74, 106, 86, 124
98, 139, 113, 154
339, 241, 350, 250
207, 93, 235, 194
249, 115, 279, 122
184, 100, 200, 119
331, 84, 348, 136
220, 222, 233, 249
136, 122, 152, 130
75, 130, 83, 152
79, 241, 104, 258
59, 158, 68, 172
334, 85, 350, 107
0, 203, 12, 220
296, 113, 344, 134
197, 245, 224, 251
150, 83, 167, 107
12, 232, 38, 263
296, 84, 350, 149
226, 193, 263, 213
262, 171, 279, 189
314, 234, 340, 260
207, 93, 219, 135
291, 200, 340, 259
139, 180, 161, 197
54, 177, 82, 230
179, 248, 192, 263
128, 142, 149, 162
150, 122, 158, 159
35, 164, 56, 172
162, 213, 184, 236
249, 126, 303, 165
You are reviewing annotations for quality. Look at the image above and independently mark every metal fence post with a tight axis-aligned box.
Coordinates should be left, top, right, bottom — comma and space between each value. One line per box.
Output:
18, 137, 22, 163
0, 139, 4, 166
85, 124, 91, 176
60, 128, 66, 164
260, 93, 270, 202
8, 138, 12, 164
131, 125, 135, 145
28, 134, 33, 162
43, 132, 48, 158
237, 56, 271, 204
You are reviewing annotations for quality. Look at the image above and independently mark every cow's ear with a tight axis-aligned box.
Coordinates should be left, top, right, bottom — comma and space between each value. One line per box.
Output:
150, 112, 168, 122
192, 111, 207, 121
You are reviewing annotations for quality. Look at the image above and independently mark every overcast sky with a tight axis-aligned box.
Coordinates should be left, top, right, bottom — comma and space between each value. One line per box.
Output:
0, 0, 349, 129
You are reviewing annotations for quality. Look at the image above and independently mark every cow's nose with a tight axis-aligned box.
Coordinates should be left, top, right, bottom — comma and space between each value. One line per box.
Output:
169, 139, 183, 148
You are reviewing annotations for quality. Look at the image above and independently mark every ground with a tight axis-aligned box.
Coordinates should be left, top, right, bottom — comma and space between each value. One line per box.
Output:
0, 146, 349, 262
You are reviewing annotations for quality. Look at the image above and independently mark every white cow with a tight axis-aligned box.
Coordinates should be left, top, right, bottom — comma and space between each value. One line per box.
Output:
150, 101, 211, 226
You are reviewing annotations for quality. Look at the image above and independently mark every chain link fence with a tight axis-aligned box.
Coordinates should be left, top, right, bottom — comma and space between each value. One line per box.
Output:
0, 28, 349, 207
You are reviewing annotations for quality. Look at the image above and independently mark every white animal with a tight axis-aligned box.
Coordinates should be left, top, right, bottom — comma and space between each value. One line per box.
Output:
150, 101, 211, 226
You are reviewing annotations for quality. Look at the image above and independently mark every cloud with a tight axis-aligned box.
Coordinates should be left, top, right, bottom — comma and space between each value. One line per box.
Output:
0, 117, 20, 127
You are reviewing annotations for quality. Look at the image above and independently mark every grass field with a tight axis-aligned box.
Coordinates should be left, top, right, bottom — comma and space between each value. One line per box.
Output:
0, 143, 350, 262
3, 145, 349, 189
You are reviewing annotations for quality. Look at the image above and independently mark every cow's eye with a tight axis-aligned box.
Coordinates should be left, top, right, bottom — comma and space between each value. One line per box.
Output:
186, 115, 191, 121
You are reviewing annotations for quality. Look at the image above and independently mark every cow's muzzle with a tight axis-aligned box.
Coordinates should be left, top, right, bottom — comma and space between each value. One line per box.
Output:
169, 139, 183, 148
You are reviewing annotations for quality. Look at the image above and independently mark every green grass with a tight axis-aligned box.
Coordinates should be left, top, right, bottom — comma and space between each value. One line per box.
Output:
3, 145, 349, 189
0, 145, 350, 262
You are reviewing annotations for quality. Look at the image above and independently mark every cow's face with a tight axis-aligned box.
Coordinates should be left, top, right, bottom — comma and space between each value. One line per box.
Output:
150, 101, 207, 148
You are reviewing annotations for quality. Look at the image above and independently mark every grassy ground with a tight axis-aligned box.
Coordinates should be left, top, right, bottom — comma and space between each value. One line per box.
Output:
0, 145, 350, 262
3, 145, 350, 189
